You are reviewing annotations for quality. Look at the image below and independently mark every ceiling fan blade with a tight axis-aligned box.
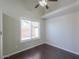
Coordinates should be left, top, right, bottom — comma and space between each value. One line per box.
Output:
48, 0, 58, 1
35, 4, 39, 8
46, 5, 49, 9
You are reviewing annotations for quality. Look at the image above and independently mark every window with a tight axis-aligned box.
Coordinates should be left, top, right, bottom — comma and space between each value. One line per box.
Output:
32, 22, 39, 38
21, 19, 40, 41
21, 20, 31, 41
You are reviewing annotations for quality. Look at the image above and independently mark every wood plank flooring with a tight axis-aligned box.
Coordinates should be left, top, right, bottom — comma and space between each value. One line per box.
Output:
4, 44, 79, 59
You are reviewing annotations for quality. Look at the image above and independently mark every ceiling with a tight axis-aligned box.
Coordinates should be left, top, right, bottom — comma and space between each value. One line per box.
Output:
20, 0, 45, 12
0, 0, 78, 19
21, 0, 78, 14
45, 0, 78, 13
0, 0, 45, 19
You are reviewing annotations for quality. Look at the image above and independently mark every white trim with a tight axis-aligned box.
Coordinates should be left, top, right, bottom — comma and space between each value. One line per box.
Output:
3, 43, 44, 58
0, 9, 3, 59
46, 42, 79, 56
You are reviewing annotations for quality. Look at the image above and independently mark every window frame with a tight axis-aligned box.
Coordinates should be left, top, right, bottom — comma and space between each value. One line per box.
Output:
20, 19, 40, 42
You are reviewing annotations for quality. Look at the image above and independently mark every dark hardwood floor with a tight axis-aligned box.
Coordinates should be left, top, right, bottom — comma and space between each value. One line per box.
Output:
4, 44, 79, 59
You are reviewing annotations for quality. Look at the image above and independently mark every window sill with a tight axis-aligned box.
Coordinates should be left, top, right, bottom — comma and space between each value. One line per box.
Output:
21, 38, 40, 43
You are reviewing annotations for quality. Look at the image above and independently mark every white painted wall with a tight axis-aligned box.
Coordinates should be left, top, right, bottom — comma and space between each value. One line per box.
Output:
45, 11, 79, 55
3, 13, 44, 57
0, 0, 45, 57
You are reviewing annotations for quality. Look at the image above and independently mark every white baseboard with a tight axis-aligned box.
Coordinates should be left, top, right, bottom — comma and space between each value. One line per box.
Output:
3, 42, 44, 58
4, 42, 79, 58
46, 42, 79, 56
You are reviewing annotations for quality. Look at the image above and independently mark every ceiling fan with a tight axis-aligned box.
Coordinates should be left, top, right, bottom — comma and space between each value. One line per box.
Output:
35, 0, 58, 9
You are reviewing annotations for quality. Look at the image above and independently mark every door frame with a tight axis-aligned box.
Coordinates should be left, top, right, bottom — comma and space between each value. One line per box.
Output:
0, 9, 3, 59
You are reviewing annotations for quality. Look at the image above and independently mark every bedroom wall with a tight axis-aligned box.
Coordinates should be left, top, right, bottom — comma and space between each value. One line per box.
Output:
45, 11, 79, 55
0, 0, 45, 57
3, 13, 45, 57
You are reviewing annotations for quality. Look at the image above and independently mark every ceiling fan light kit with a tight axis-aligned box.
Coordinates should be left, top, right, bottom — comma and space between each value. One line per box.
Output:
35, 0, 58, 9
39, 0, 47, 7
